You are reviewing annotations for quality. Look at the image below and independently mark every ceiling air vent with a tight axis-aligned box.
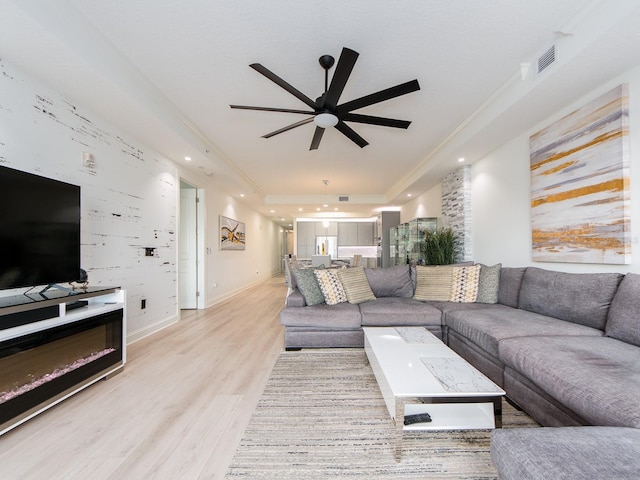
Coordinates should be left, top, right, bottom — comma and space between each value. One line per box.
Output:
537, 44, 557, 74
338, 195, 349, 202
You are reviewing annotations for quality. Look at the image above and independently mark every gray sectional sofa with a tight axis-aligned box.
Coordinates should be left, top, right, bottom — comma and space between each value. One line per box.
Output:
281, 265, 443, 348
280, 264, 640, 478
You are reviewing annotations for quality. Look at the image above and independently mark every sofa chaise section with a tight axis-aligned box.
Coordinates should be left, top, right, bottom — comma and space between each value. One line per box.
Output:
280, 299, 362, 349
491, 426, 640, 480
500, 335, 640, 428
445, 307, 603, 387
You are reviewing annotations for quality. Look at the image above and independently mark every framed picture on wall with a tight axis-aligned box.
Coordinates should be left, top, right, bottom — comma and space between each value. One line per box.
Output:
530, 84, 631, 264
219, 215, 246, 250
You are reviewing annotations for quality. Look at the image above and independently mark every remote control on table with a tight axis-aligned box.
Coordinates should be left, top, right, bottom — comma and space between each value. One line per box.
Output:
403, 412, 432, 425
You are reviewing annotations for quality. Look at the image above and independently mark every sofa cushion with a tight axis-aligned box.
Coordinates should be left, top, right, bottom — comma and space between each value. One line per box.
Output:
491, 426, 640, 480
314, 269, 347, 306
336, 266, 376, 304
476, 263, 501, 304
364, 265, 413, 298
359, 297, 442, 327
606, 273, 640, 347
279, 301, 362, 329
431, 301, 512, 316
450, 264, 481, 302
497, 267, 526, 308
292, 267, 325, 306
498, 336, 640, 427
445, 308, 603, 358
518, 267, 623, 330
413, 265, 454, 301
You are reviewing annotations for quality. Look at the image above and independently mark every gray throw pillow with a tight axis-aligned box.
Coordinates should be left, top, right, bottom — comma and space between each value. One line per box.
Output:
606, 273, 640, 347
292, 267, 325, 306
477, 263, 501, 304
364, 265, 413, 298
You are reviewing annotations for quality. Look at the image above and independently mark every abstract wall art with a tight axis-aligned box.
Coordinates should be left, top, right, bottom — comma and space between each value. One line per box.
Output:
530, 84, 630, 264
219, 215, 246, 250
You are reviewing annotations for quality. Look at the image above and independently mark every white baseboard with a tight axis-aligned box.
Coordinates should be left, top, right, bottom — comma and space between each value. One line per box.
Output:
127, 273, 280, 343
206, 272, 280, 308
127, 314, 178, 345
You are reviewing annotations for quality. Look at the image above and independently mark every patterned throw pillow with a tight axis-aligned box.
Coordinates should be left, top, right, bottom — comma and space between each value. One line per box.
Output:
477, 263, 502, 304
413, 265, 454, 301
450, 264, 481, 303
336, 267, 376, 304
314, 269, 347, 305
292, 267, 325, 306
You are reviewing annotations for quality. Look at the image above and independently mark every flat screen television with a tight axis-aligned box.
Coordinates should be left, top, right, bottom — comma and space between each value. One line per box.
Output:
0, 165, 81, 290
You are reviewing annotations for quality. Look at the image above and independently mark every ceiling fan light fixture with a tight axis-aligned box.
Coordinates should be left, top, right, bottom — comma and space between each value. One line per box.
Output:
314, 112, 339, 128
232, 47, 420, 149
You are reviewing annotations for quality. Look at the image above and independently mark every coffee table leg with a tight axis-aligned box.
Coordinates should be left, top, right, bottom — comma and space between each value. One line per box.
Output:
394, 397, 406, 462
493, 396, 503, 428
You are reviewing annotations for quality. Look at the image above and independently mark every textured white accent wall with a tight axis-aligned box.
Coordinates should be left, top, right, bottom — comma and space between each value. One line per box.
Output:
0, 58, 284, 341
0, 58, 179, 339
472, 65, 640, 274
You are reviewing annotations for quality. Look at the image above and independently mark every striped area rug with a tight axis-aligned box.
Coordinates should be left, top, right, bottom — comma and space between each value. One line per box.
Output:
226, 349, 538, 479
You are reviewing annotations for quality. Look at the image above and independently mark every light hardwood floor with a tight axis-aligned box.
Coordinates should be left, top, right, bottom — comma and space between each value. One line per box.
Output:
0, 275, 287, 480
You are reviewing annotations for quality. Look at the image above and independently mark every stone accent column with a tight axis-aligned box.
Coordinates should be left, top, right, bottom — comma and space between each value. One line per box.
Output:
442, 165, 472, 261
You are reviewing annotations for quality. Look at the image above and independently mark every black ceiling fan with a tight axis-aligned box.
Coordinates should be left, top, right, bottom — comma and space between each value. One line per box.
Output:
230, 47, 420, 150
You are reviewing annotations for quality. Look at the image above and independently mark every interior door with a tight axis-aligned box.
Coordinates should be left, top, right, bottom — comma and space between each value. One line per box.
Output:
179, 186, 198, 309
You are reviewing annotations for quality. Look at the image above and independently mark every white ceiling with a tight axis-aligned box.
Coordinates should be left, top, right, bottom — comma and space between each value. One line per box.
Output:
2, 0, 640, 227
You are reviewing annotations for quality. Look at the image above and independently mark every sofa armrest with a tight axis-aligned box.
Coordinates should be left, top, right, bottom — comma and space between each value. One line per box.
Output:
286, 289, 307, 307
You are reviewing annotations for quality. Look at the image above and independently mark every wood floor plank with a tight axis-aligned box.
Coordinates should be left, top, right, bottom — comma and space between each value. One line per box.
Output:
0, 275, 287, 479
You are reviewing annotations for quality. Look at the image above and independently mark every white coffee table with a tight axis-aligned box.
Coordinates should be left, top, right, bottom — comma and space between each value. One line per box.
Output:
363, 326, 505, 461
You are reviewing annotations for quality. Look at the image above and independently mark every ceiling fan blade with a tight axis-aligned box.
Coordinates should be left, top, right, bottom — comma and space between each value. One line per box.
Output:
341, 113, 411, 129
250, 63, 317, 109
337, 79, 420, 113
262, 117, 314, 139
309, 126, 325, 150
335, 121, 369, 148
322, 47, 359, 110
230, 105, 315, 115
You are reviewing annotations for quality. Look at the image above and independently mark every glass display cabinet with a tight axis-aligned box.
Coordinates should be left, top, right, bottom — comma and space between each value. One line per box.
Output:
391, 218, 438, 266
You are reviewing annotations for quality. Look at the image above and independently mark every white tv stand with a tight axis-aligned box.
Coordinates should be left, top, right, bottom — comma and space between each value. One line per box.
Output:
0, 287, 126, 435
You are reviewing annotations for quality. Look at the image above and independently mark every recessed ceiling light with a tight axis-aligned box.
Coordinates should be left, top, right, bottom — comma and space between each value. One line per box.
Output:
269, 209, 275, 213
298, 208, 303, 212
407, 193, 412, 197
334, 207, 339, 211
323, 203, 329, 208
281, 218, 285, 221
316, 207, 321, 211
240, 194, 245, 197
458, 157, 465, 162
184, 156, 191, 161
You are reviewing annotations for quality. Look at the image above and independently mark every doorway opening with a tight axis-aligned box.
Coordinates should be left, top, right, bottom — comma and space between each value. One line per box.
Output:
179, 179, 205, 310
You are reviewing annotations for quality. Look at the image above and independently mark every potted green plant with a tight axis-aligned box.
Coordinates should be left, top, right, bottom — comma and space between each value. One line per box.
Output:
420, 227, 459, 265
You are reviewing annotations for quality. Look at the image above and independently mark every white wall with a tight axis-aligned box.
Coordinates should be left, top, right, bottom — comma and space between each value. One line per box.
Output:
0, 57, 283, 341
401, 183, 443, 223
203, 185, 283, 305
471, 65, 640, 273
